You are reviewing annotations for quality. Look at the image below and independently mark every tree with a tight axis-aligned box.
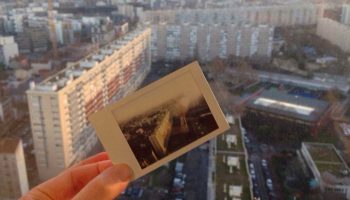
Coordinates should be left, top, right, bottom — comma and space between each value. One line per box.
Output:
325, 88, 341, 103
208, 57, 226, 78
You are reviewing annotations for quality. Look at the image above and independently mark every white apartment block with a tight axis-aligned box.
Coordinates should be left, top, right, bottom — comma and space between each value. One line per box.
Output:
142, 4, 325, 62
317, 18, 350, 53
0, 138, 29, 200
0, 36, 19, 66
142, 4, 324, 27
27, 27, 151, 181
301, 142, 350, 199
149, 22, 274, 62
342, 4, 350, 25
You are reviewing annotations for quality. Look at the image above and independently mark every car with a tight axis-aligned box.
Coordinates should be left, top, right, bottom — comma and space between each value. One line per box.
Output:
261, 159, 268, 168
266, 179, 273, 190
172, 192, 185, 199
244, 136, 250, 143
250, 170, 256, 179
252, 179, 258, 187
249, 162, 255, 170
250, 169, 255, 175
269, 191, 277, 197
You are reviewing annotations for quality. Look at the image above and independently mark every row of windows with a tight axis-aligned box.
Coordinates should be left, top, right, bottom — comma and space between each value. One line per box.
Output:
325, 187, 347, 194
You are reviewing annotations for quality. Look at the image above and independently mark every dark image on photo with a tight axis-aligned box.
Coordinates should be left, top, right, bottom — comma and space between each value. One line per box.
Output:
120, 95, 218, 169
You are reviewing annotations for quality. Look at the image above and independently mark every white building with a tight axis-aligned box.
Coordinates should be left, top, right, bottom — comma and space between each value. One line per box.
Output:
27, 27, 151, 181
6, 14, 25, 33
148, 22, 274, 62
0, 138, 29, 200
301, 142, 350, 199
317, 17, 350, 53
342, 4, 350, 26
0, 36, 19, 66
142, 4, 324, 27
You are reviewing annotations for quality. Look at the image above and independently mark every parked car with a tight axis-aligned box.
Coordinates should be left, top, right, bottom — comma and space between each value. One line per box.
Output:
261, 159, 268, 168
266, 179, 273, 191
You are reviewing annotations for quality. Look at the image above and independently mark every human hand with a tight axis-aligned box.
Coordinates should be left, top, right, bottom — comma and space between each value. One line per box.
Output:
21, 152, 132, 200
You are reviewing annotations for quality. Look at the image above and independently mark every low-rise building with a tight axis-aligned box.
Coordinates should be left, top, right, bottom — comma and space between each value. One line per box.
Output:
245, 89, 331, 136
208, 116, 251, 200
301, 142, 350, 199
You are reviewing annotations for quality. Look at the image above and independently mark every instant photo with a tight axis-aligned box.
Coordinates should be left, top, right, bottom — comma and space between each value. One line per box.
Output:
89, 61, 229, 179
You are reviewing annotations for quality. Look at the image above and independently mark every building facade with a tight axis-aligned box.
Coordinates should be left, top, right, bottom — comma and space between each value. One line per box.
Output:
341, 4, 350, 25
141, 4, 326, 62
0, 97, 15, 123
27, 27, 151, 181
148, 22, 274, 62
16, 24, 50, 54
0, 36, 18, 66
0, 138, 29, 200
142, 4, 324, 27
317, 17, 350, 53
142, 3, 326, 62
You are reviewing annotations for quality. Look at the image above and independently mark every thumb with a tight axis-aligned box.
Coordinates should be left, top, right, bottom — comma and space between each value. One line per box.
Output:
73, 164, 133, 200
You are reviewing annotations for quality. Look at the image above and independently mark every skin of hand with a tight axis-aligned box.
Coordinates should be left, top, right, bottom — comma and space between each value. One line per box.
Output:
21, 152, 133, 200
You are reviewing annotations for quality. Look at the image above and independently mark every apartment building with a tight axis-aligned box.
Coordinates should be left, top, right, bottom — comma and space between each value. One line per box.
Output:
317, 17, 350, 53
141, 4, 320, 62
149, 22, 274, 62
27, 27, 151, 181
0, 137, 29, 200
0, 35, 19, 66
142, 4, 324, 27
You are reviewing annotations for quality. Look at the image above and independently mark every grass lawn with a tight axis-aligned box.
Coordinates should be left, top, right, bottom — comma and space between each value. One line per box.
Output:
307, 144, 341, 163
315, 163, 345, 177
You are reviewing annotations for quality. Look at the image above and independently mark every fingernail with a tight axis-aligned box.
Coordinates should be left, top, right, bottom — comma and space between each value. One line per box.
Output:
113, 164, 133, 182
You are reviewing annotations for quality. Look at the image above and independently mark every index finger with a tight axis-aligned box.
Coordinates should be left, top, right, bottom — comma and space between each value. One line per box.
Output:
74, 152, 110, 168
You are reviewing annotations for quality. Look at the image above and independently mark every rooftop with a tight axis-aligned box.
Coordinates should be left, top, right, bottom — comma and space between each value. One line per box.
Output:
0, 137, 20, 154
258, 71, 350, 94
303, 142, 350, 185
27, 27, 149, 93
215, 119, 250, 200
247, 89, 330, 122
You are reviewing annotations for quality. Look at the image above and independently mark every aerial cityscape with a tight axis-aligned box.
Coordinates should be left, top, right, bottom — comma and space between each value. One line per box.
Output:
0, 0, 350, 199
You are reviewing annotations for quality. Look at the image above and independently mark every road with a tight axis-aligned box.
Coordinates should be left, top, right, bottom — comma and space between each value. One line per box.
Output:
250, 154, 269, 200
245, 130, 280, 200
183, 146, 209, 200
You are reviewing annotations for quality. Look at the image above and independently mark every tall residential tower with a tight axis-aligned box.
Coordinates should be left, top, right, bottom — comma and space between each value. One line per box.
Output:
27, 27, 151, 180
